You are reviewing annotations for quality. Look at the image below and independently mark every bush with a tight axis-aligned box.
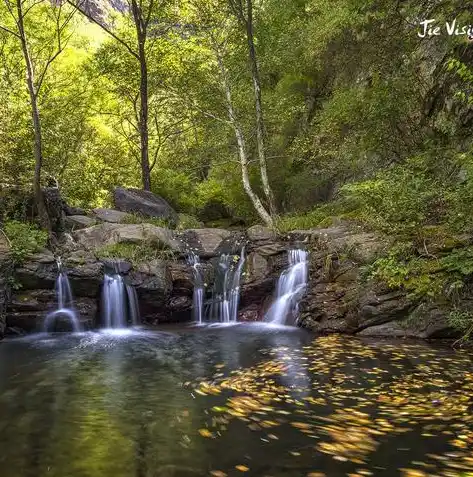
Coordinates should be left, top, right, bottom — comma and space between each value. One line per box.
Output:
177, 213, 203, 230
2, 220, 48, 264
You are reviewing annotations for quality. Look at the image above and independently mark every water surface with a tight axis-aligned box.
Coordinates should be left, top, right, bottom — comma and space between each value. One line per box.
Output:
0, 324, 472, 476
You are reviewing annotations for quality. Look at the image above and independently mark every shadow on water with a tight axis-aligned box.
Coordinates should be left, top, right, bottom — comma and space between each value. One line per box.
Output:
0, 325, 472, 476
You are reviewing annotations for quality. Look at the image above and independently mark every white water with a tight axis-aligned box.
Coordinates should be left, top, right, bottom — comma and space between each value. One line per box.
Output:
265, 249, 308, 326
102, 272, 140, 329
187, 253, 204, 324
44, 268, 81, 332
207, 249, 245, 323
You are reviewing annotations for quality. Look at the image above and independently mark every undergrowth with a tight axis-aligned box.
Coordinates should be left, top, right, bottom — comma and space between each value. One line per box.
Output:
1, 220, 48, 265
95, 242, 175, 265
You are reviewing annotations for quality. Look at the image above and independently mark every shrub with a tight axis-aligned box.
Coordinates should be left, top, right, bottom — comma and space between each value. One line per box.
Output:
1, 220, 48, 265
177, 213, 203, 230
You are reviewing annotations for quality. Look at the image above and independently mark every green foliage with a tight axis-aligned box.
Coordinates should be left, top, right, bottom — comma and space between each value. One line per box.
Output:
120, 213, 173, 229
177, 213, 203, 230
448, 308, 473, 338
2, 220, 48, 264
95, 242, 174, 265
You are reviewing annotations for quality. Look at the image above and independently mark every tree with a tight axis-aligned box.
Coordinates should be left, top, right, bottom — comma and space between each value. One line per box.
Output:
229, 0, 277, 215
69, 0, 172, 191
0, 0, 75, 229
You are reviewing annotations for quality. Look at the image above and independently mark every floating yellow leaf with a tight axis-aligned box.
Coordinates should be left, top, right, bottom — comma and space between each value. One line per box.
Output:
235, 465, 249, 472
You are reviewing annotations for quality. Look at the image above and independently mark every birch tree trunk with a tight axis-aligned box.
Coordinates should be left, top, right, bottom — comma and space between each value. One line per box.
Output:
244, 0, 277, 216
215, 49, 273, 227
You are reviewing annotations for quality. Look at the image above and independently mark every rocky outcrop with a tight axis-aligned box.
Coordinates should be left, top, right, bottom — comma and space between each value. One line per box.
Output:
296, 224, 459, 339
0, 219, 463, 339
0, 234, 12, 338
114, 187, 177, 224
73, 223, 182, 252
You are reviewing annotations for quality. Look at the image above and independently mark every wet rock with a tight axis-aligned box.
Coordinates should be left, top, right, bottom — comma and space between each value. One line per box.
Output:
0, 243, 12, 338
92, 208, 128, 223
114, 187, 177, 224
65, 215, 97, 230
15, 251, 57, 290
128, 260, 172, 322
74, 223, 181, 252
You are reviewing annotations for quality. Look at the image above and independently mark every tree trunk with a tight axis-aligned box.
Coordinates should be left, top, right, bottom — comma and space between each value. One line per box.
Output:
216, 49, 273, 228
16, 0, 50, 230
131, 0, 151, 191
245, 0, 277, 216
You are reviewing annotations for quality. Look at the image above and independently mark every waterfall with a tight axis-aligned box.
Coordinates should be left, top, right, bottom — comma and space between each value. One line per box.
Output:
187, 253, 204, 324
44, 260, 81, 332
206, 248, 245, 323
102, 266, 140, 329
265, 249, 308, 326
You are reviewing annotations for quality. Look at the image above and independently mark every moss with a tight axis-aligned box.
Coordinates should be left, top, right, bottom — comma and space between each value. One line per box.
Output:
95, 242, 174, 265
120, 213, 174, 229
176, 213, 203, 230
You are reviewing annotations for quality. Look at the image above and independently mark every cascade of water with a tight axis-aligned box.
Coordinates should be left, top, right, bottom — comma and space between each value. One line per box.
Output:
207, 248, 245, 323
102, 264, 140, 329
265, 249, 309, 326
44, 260, 81, 332
187, 253, 204, 324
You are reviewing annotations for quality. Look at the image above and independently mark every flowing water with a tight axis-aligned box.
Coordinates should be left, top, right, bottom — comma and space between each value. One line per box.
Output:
0, 325, 473, 476
102, 272, 140, 328
265, 249, 309, 325
44, 270, 81, 333
188, 253, 204, 324
206, 249, 246, 323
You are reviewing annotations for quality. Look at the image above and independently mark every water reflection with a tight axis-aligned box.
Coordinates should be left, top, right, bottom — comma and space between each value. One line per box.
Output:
0, 327, 472, 476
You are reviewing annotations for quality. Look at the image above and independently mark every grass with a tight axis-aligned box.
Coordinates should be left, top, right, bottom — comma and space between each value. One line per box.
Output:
95, 242, 175, 265
120, 212, 173, 229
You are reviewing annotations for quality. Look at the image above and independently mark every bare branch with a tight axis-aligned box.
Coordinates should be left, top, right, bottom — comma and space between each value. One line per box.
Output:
0, 24, 20, 38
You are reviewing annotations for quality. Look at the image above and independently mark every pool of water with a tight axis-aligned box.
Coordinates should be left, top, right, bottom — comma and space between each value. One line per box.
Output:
0, 324, 472, 476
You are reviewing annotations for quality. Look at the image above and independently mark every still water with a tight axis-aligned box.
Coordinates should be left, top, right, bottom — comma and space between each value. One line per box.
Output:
0, 324, 472, 477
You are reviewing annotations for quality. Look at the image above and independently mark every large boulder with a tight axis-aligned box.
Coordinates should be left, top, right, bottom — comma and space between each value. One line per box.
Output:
74, 223, 182, 252
113, 187, 177, 224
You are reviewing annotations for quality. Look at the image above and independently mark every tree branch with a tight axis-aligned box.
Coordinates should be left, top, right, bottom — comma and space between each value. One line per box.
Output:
66, 0, 139, 59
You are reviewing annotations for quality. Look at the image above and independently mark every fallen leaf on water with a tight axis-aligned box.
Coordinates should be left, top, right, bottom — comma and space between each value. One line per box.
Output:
235, 465, 249, 472
210, 471, 227, 477
198, 429, 213, 438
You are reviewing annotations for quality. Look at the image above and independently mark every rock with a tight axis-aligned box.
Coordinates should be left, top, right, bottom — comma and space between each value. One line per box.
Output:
92, 208, 128, 223
65, 215, 97, 230
114, 187, 177, 224
15, 251, 57, 290
247, 225, 277, 242
6, 293, 97, 332
63, 203, 87, 216
0, 248, 12, 338
43, 187, 66, 235
288, 225, 386, 264
245, 252, 269, 283
74, 223, 181, 252
128, 260, 172, 323
178, 228, 245, 258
